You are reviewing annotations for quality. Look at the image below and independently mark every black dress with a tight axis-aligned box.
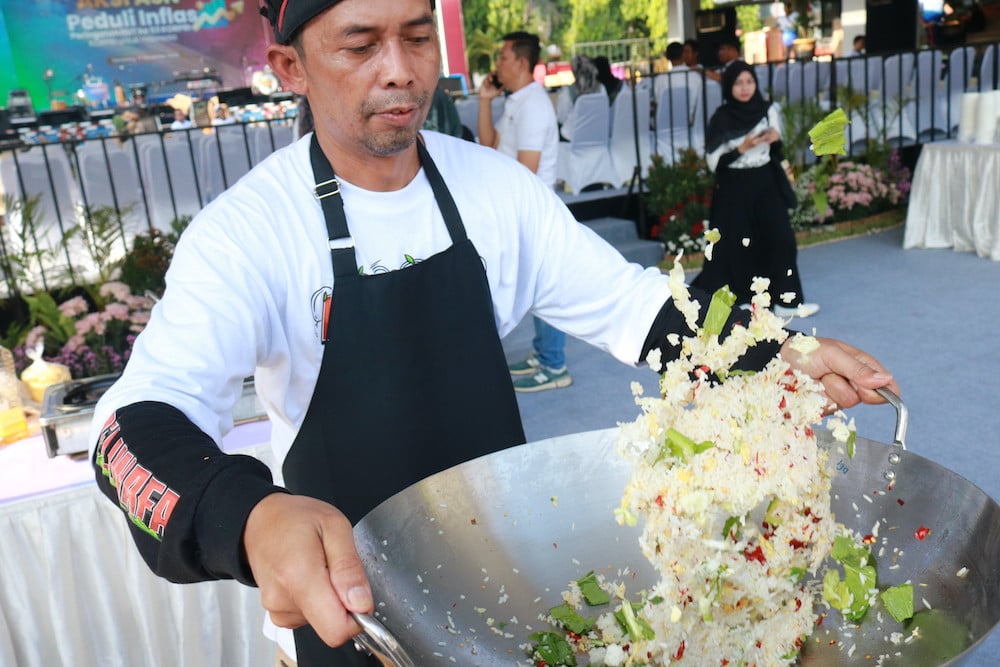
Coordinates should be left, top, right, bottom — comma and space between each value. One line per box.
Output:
691, 137, 803, 306
689, 61, 804, 307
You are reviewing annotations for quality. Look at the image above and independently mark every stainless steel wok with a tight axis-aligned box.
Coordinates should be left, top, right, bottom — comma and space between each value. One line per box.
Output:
353, 395, 1000, 666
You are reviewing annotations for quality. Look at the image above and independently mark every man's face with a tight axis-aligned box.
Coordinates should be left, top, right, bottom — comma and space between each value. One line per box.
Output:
295, 0, 440, 158
682, 44, 697, 67
495, 40, 525, 87
719, 44, 738, 64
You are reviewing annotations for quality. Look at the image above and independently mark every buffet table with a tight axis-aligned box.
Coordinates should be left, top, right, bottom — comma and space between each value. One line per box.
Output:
903, 141, 1000, 261
0, 421, 276, 667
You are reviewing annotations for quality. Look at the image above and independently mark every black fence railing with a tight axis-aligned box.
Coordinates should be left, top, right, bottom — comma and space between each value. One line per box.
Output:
0, 118, 296, 296
647, 40, 1000, 162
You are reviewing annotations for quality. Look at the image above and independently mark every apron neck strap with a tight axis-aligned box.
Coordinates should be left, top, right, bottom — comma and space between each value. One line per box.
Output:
308, 134, 468, 279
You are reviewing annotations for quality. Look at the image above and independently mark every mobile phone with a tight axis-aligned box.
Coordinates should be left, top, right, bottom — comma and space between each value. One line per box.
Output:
489, 73, 501, 88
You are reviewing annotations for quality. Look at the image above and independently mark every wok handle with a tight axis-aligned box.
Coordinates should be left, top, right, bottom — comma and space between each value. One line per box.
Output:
351, 611, 416, 667
875, 387, 908, 449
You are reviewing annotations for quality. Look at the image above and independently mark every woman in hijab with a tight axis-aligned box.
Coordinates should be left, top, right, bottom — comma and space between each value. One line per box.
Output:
556, 54, 604, 141
691, 61, 819, 318
593, 56, 623, 103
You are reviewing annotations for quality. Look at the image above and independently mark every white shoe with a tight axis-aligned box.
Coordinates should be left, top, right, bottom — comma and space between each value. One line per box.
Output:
773, 303, 821, 318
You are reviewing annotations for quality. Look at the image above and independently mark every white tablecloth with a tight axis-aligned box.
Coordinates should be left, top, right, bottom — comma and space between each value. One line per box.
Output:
903, 141, 1000, 261
0, 421, 275, 667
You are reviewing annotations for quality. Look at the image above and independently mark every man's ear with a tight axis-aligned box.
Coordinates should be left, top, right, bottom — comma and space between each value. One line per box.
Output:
266, 44, 308, 96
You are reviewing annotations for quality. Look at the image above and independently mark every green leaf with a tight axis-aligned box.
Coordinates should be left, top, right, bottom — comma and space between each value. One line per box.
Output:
549, 603, 595, 635
808, 108, 850, 156
528, 630, 577, 666
576, 571, 610, 606
880, 584, 914, 623
846, 430, 857, 459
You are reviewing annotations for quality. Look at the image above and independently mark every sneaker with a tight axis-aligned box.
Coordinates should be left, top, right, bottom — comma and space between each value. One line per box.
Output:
773, 303, 821, 319
508, 354, 541, 376
512, 366, 573, 393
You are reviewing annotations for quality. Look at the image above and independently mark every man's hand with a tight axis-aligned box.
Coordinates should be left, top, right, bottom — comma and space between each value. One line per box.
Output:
781, 336, 898, 410
478, 72, 502, 100
243, 493, 372, 648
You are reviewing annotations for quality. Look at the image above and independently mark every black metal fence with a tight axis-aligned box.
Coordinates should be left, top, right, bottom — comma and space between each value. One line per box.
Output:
0, 118, 295, 295
648, 40, 1000, 161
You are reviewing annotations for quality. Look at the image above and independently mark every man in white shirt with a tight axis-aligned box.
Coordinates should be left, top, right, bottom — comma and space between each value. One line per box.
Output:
169, 107, 192, 130
656, 41, 702, 132
477, 31, 570, 393
477, 32, 558, 189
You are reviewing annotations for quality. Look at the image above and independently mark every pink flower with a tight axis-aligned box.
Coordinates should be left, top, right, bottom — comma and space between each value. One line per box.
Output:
99, 281, 132, 302
102, 303, 130, 321
58, 296, 90, 318
63, 334, 86, 353
24, 325, 47, 349
76, 312, 106, 336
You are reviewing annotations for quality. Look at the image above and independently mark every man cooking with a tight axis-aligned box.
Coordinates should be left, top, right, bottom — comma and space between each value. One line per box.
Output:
88, 0, 898, 665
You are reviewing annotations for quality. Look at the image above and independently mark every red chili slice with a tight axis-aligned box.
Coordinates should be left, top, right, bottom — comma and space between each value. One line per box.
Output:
915, 526, 931, 540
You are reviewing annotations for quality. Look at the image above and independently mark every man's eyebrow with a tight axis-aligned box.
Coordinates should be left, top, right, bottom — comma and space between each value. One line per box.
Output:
341, 14, 435, 37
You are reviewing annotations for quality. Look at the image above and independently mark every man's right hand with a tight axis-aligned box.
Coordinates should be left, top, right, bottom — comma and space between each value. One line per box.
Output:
243, 493, 372, 648
479, 72, 502, 100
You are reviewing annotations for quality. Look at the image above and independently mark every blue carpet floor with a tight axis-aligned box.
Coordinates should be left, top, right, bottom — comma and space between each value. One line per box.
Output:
504, 225, 1000, 665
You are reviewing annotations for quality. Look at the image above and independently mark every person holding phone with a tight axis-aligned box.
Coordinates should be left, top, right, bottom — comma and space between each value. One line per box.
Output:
691, 61, 819, 318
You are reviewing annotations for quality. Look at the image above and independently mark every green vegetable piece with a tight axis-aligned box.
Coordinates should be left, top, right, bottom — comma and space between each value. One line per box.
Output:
846, 430, 857, 459
822, 569, 851, 610
831, 535, 871, 567
722, 514, 745, 541
826, 536, 877, 622
663, 427, 714, 463
703, 286, 737, 339
549, 603, 595, 635
529, 630, 577, 666
616, 601, 655, 642
704, 228, 721, 243
880, 584, 915, 623
764, 497, 782, 527
789, 567, 806, 584
576, 571, 611, 606
842, 563, 877, 622
808, 108, 850, 156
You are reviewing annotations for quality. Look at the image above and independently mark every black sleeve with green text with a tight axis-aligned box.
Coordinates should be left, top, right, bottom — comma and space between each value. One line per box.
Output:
92, 401, 286, 585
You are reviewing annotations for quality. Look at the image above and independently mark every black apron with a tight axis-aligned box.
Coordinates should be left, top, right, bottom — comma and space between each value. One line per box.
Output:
281, 136, 526, 666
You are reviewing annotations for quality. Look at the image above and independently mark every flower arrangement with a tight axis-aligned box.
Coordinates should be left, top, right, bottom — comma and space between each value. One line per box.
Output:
645, 150, 714, 256
13, 282, 154, 379
791, 151, 911, 228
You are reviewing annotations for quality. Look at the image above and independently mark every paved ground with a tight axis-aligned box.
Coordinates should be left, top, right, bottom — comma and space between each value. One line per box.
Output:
503, 225, 1000, 665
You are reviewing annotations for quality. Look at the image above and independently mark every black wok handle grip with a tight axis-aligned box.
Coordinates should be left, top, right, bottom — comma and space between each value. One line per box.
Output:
876, 387, 908, 450
351, 611, 416, 667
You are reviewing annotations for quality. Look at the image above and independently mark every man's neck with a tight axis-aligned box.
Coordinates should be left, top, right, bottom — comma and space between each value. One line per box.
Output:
314, 129, 422, 193
505, 71, 535, 94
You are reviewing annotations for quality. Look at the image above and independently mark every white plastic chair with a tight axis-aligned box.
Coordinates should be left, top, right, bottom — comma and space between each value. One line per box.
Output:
250, 122, 294, 164
555, 91, 617, 194
137, 133, 207, 231
914, 49, 949, 140
655, 78, 701, 161
880, 53, 918, 147
75, 140, 143, 214
979, 44, 997, 92
690, 80, 722, 150
0, 144, 83, 284
201, 125, 254, 200
609, 85, 652, 187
